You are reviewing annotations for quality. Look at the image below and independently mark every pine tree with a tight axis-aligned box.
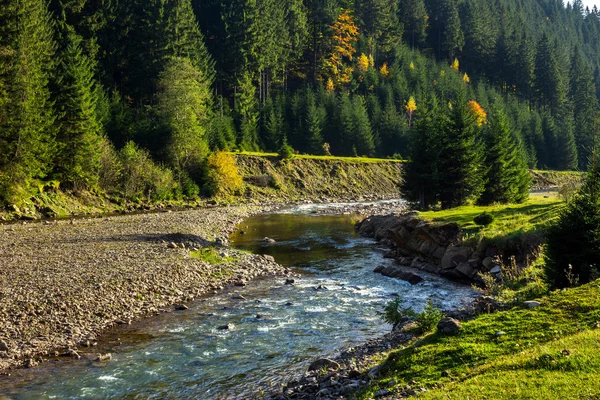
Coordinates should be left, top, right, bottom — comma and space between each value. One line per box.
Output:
546, 132, 600, 288
54, 29, 103, 189
478, 108, 530, 205
438, 98, 485, 208
570, 47, 598, 169
235, 70, 259, 150
402, 97, 442, 209
398, 0, 428, 49
0, 0, 57, 204
305, 93, 325, 154
352, 95, 376, 157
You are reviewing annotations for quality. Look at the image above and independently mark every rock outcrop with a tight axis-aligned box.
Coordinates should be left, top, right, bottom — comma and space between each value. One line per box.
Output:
356, 213, 485, 283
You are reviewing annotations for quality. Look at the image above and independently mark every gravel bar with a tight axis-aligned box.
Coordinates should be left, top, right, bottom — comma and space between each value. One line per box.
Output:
0, 205, 290, 371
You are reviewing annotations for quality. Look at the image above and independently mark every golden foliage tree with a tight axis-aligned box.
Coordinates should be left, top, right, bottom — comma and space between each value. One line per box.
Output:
323, 10, 359, 87
205, 151, 243, 196
357, 53, 370, 74
467, 100, 487, 127
406, 96, 417, 128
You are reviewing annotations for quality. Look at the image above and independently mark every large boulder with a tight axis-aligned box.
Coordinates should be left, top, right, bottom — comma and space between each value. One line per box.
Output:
441, 246, 472, 270
308, 358, 340, 372
437, 317, 462, 334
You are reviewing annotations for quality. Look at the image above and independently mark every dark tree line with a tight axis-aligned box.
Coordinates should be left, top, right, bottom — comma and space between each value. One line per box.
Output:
1, 0, 600, 206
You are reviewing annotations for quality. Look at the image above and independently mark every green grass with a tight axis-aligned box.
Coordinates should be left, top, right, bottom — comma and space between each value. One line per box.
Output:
360, 280, 600, 399
227, 151, 405, 164
418, 194, 564, 242
190, 247, 236, 264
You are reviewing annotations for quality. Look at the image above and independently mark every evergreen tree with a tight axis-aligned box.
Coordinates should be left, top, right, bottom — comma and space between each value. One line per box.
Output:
478, 108, 530, 205
402, 98, 442, 209
570, 47, 598, 169
0, 0, 57, 204
398, 0, 428, 49
437, 98, 485, 208
235, 70, 259, 150
546, 136, 600, 288
54, 29, 103, 189
352, 95, 376, 157
305, 93, 325, 154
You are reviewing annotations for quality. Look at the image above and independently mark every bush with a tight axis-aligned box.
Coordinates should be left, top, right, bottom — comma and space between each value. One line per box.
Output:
204, 151, 243, 197
379, 297, 416, 331
416, 298, 444, 332
118, 141, 178, 201
474, 211, 495, 226
278, 139, 295, 160
98, 136, 122, 193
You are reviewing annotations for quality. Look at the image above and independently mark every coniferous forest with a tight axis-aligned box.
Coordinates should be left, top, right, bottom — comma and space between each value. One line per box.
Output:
2, 0, 600, 207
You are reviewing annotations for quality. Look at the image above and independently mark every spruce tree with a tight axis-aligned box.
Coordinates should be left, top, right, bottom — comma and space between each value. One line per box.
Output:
305, 93, 325, 155
352, 95, 376, 157
54, 29, 103, 189
478, 108, 530, 205
546, 136, 600, 288
402, 97, 442, 209
0, 0, 57, 204
437, 98, 485, 208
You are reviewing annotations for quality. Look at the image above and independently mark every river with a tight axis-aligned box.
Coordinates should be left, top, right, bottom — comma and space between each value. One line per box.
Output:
0, 204, 478, 399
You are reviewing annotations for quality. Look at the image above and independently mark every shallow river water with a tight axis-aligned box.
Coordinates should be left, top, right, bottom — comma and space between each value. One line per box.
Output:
0, 205, 478, 399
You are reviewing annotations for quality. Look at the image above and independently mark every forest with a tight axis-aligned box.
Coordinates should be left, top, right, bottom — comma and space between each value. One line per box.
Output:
1, 0, 600, 206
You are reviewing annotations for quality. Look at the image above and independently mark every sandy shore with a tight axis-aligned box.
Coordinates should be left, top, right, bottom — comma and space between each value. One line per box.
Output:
0, 205, 290, 371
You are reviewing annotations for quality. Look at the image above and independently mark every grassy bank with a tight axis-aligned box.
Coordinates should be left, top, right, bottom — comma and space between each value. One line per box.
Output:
360, 279, 600, 399
418, 194, 564, 243
226, 151, 405, 164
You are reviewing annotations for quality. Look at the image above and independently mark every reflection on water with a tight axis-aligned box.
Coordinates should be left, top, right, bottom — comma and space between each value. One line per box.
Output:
0, 212, 478, 399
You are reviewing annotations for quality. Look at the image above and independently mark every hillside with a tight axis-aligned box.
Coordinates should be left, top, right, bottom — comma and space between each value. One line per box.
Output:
2, 0, 599, 206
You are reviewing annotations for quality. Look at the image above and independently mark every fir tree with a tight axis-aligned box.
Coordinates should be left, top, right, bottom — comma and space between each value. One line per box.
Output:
352, 95, 376, 157
478, 108, 530, 205
437, 98, 485, 208
54, 29, 103, 189
546, 133, 600, 288
0, 0, 57, 204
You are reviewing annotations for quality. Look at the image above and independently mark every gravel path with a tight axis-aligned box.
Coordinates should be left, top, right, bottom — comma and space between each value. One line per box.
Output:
0, 205, 290, 371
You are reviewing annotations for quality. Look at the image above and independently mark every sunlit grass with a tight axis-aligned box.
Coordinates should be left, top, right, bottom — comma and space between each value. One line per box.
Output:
227, 151, 405, 164
418, 194, 564, 241
359, 280, 600, 399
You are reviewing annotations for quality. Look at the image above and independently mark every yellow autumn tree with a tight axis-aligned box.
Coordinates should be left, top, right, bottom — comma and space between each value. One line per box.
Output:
467, 100, 487, 127
205, 152, 243, 196
406, 96, 417, 128
463, 73, 470, 83
357, 53, 369, 73
323, 10, 359, 87
450, 58, 459, 71
380, 63, 390, 77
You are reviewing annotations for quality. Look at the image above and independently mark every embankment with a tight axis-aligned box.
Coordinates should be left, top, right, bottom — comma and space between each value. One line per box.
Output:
234, 154, 403, 202
0, 155, 403, 221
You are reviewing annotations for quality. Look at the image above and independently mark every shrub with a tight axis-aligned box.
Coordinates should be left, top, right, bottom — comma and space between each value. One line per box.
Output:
474, 211, 495, 226
416, 298, 444, 332
379, 297, 416, 331
98, 136, 122, 193
118, 141, 178, 201
204, 151, 243, 197
278, 138, 295, 160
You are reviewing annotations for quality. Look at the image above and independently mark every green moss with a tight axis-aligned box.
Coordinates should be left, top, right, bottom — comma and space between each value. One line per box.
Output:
190, 247, 236, 265
359, 280, 600, 399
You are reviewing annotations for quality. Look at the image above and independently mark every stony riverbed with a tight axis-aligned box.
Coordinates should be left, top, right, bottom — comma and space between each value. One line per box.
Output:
0, 205, 293, 371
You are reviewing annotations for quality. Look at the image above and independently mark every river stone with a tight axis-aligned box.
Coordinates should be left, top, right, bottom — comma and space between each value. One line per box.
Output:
0, 340, 8, 352
523, 300, 541, 308
174, 304, 188, 310
482, 257, 495, 271
490, 265, 502, 274
455, 262, 478, 279
437, 317, 462, 334
373, 265, 385, 273
217, 323, 235, 331
441, 246, 471, 270
308, 358, 340, 372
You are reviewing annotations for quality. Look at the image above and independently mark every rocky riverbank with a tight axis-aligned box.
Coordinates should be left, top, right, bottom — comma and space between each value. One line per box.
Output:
0, 205, 293, 372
